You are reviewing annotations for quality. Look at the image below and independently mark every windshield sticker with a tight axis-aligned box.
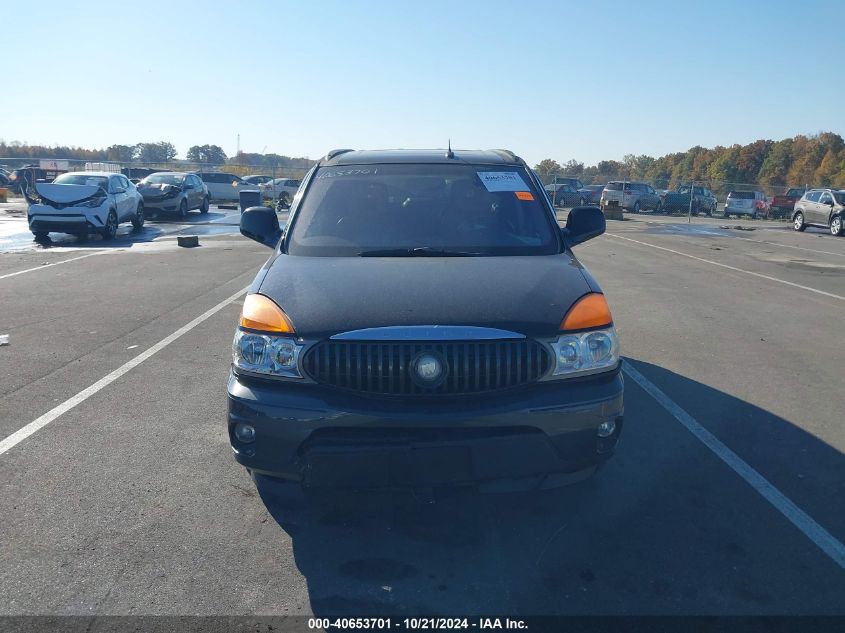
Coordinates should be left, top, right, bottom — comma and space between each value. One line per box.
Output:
515, 191, 534, 201
315, 168, 379, 180
477, 171, 528, 192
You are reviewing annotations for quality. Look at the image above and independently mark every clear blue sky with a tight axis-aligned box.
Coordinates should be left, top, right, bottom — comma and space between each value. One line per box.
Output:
2, 0, 842, 166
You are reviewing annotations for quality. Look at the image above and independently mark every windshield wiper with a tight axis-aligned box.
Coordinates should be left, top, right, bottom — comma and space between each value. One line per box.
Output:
357, 247, 483, 257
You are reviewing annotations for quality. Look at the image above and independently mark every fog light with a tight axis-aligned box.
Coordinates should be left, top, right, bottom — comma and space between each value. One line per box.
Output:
234, 423, 256, 443
597, 420, 616, 438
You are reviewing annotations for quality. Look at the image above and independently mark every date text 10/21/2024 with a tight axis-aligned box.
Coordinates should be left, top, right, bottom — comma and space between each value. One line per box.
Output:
307, 618, 528, 630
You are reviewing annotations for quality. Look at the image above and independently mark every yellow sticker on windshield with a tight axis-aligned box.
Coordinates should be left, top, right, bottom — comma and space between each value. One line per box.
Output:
515, 191, 534, 201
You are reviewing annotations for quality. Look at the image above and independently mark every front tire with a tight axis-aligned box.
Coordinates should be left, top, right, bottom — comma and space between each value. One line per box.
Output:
830, 215, 843, 236
200, 196, 210, 214
793, 212, 806, 232
32, 231, 48, 240
632, 201, 640, 214
131, 204, 144, 230
277, 192, 290, 209
178, 199, 188, 219
101, 211, 118, 240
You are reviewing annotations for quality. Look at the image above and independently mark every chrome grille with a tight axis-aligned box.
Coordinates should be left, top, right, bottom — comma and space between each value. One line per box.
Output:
301, 339, 550, 396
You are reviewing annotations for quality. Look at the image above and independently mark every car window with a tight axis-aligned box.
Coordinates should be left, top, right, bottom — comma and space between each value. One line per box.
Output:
819, 192, 833, 204
730, 191, 754, 199
805, 191, 821, 202
53, 173, 109, 189
144, 174, 184, 186
833, 192, 845, 205
287, 164, 559, 257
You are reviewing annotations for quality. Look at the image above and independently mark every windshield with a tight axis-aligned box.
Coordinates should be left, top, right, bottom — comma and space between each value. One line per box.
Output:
142, 174, 184, 186
53, 174, 109, 188
834, 191, 845, 205
287, 164, 558, 256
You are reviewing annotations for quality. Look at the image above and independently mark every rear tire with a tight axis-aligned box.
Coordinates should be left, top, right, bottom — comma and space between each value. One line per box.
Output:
793, 212, 806, 232
830, 215, 843, 236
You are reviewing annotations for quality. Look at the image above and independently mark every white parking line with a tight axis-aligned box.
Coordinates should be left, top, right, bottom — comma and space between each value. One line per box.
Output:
731, 235, 845, 258
606, 233, 845, 302
0, 252, 104, 280
623, 361, 845, 571
0, 286, 247, 457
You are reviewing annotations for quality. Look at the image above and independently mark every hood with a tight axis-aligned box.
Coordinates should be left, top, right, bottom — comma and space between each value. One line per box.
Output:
138, 182, 180, 197
139, 182, 179, 192
35, 183, 102, 203
258, 254, 592, 339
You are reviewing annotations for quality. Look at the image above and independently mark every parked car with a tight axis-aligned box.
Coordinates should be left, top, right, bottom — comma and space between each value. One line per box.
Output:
199, 172, 256, 202
792, 189, 845, 236
259, 177, 301, 208
579, 184, 604, 205
137, 172, 209, 217
229, 148, 623, 491
0, 170, 9, 187
7, 165, 51, 194
660, 184, 718, 215
27, 171, 144, 240
769, 187, 806, 219
544, 183, 585, 207
243, 174, 274, 185
724, 190, 769, 219
550, 176, 584, 190
600, 181, 661, 213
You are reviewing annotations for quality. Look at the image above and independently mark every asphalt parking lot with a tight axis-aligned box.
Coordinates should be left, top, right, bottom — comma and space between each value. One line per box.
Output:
1, 204, 844, 616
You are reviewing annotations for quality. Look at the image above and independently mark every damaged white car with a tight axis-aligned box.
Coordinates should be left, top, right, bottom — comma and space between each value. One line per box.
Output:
27, 172, 144, 240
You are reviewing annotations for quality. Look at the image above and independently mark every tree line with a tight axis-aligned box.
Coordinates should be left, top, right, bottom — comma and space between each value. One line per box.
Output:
0, 140, 316, 171
534, 132, 845, 192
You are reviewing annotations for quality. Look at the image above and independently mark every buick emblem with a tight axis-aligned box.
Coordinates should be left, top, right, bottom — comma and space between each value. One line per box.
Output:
411, 352, 446, 387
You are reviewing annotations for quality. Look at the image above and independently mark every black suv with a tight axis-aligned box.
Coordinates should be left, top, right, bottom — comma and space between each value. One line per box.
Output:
228, 149, 623, 492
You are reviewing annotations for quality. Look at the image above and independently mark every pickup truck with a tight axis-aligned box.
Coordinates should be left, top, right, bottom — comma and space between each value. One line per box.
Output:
660, 185, 718, 215
769, 188, 806, 219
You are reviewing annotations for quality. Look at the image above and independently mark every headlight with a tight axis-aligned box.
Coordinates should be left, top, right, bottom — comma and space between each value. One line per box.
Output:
232, 329, 303, 378
548, 326, 619, 379
78, 195, 107, 208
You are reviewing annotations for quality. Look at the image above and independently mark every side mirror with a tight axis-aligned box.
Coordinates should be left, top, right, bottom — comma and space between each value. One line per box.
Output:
561, 206, 605, 247
240, 206, 282, 248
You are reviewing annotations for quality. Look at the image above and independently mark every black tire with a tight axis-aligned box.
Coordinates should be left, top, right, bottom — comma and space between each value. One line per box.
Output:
830, 215, 843, 236
178, 199, 188, 219
632, 201, 640, 214
131, 204, 144, 230
579, 197, 586, 206
751, 210, 758, 220
200, 196, 210, 214
709, 204, 716, 216
32, 231, 48, 240
793, 212, 806, 232
101, 210, 118, 240
278, 192, 290, 209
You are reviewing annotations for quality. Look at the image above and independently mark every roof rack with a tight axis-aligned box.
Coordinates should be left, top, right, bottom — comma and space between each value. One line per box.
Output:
325, 149, 355, 160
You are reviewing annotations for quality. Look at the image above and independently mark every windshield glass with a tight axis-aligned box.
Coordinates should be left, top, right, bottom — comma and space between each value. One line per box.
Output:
142, 174, 184, 186
834, 191, 845, 205
287, 164, 558, 256
53, 174, 109, 188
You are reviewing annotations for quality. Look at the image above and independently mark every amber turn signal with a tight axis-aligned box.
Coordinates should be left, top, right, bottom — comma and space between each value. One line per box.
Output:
240, 294, 295, 333
560, 293, 613, 331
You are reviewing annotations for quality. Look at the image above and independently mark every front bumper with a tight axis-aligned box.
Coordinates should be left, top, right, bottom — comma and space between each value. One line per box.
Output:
28, 208, 105, 234
142, 197, 181, 212
227, 368, 624, 490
